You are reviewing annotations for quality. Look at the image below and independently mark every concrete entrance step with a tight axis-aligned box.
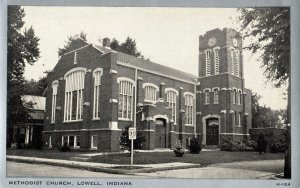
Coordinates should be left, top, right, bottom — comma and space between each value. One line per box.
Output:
202, 145, 220, 151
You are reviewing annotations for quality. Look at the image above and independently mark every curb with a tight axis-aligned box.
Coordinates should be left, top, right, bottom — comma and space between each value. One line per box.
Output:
7, 157, 201, 175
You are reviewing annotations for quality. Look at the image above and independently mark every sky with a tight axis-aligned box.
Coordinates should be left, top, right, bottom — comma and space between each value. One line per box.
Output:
22, 6, 287, 110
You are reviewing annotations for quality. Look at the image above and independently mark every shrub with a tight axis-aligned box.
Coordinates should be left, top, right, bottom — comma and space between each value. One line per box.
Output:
269, 133, 286, 153
257, 132, 267, 154
189, 138, 202, 154
60, 143, 71, 152
220, 136, 239, 152
220, 136, 256, 152
120, 126, 146, 151
174, 144, 185, 157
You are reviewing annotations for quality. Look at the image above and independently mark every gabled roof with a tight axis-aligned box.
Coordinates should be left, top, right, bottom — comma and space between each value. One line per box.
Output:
115, 52, 197, 83
22, 95, 46, 111
58, 39, 197, 84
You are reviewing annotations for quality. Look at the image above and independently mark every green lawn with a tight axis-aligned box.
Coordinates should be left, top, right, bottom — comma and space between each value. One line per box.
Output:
7, 149, 92, 160
7, 149, 284, 166
89, 151, 284, 165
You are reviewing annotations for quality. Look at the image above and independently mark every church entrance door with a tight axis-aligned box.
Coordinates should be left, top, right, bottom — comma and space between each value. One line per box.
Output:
155, 118, 167, 148
206, 118, 219, 145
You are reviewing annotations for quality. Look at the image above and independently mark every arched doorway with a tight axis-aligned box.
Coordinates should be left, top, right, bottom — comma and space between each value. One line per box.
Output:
206, 118, 219, 145
155, 118, 167, 148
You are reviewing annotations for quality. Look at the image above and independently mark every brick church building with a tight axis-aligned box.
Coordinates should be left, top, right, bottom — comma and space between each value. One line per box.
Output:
43, 28, 251, 151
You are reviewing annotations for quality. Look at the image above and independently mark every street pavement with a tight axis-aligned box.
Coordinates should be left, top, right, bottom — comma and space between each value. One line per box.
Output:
6, 160, 284, 179
135, 160, 284, 179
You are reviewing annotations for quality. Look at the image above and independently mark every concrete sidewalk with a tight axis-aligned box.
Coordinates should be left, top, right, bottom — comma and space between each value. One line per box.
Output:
6, 155, 201, 174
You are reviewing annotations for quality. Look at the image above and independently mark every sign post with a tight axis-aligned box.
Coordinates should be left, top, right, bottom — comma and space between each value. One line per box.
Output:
129, 127, 136, 166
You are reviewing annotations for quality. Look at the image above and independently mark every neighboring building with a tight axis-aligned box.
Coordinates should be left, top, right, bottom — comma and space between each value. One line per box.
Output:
43, 28, 252, 151
10, 95, 45, 149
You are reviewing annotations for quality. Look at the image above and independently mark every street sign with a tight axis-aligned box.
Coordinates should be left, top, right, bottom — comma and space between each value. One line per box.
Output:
128, 127, 136, 140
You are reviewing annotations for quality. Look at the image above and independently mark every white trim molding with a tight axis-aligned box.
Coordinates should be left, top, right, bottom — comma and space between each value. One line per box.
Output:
183, 92, 195, 97
110, 69, 117, 74
153, 114, 169, 123
64, 67, 87, 79
93, 68, 103, 77
165, 88, 179, 95
117, 77, 135, 86
142, 83, 159, 91
109, 99, 118, 103
109, 121, 120, 130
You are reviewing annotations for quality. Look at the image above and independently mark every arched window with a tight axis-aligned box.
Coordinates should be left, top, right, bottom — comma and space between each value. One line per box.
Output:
238, 90, 242, 105
204, 89, 210, 104
213, 88, 219, 104
143, 83, 159, 103
232, 88, 237, 104
165, 88, 178, 122
64, 68, 86, 121
93, 68, 103, 119
213, 47, 220, 75
51, 80, 58, 123
238, 112, 242, 127
118, 78, 135, 120
184, 93, 194, 125
205, 50, 211, 76
235, 50, 240, 76
230, 49, 235, 75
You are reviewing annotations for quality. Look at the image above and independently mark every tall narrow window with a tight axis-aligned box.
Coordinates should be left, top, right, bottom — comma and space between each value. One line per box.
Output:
143, 83, 158, 103
230, 49, 235, 75
205, 50, 211, 76
93, 69, 103, 119
166, 89, 178, 122
51, 81, 58, 123
204, 89, 210, 104
238, 90, 242, 105
91, 135, 98, 149
213, 88, 219, 103
214, 48, 220, 74
64, 68, 85, 122
237, 90, 242, 105
184, 94, 194, 125
235, 50, 240, 76
238, 112, 242, 127
232, 89, 237, 104
118, 78, 134, 120
233, 111, 236, 126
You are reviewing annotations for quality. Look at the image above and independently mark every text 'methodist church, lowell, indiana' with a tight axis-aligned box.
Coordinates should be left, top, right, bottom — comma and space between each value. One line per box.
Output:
43, 28, 252, 151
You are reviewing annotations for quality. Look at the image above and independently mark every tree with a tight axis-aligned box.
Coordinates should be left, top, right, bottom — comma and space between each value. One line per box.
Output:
119, 126, 146, 150
7, 6, 40, 147
23, 76, 47, 96
110, 37, 143, 58
58, 31, 87, 56
239, 8, 290, 87
239, 7, 290, 178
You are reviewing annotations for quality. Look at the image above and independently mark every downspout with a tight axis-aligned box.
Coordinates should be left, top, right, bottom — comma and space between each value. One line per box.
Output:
134, 68, 137, 129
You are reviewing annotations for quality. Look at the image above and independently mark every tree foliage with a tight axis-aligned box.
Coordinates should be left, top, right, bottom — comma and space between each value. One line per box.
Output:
7, 6, 40, 126
58, 31, 87, 56
251, 92, 286, 128
119, 126, 146, 150
23, 76, 47, 96
238, 8, 290, 87
110, 37, 143, 58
